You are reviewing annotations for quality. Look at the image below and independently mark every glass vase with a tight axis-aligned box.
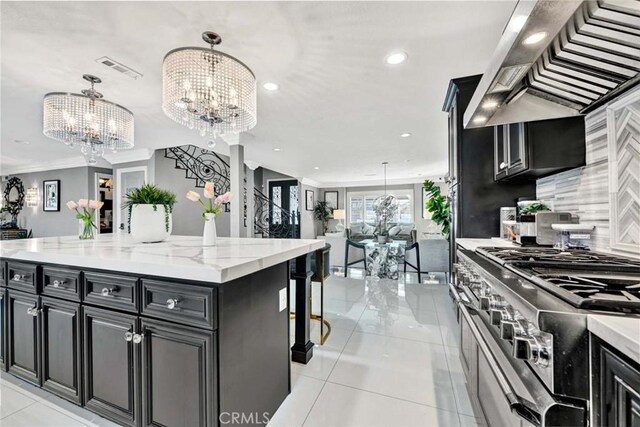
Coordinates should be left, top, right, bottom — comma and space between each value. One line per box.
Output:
79, 219, 95, 240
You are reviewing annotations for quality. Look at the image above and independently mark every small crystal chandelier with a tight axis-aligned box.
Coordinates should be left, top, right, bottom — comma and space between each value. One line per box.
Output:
162, 31, 257, 147
43, 75, 134, 164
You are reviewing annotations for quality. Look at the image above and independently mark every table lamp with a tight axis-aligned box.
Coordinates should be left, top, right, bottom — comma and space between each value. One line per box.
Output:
333, 209, 346, 232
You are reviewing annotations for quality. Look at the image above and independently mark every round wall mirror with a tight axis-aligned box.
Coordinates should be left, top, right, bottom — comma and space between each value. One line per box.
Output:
2, 176, 25, 223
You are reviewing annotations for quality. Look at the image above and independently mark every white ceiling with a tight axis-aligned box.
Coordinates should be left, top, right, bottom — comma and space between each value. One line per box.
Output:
0, 1, 516, 186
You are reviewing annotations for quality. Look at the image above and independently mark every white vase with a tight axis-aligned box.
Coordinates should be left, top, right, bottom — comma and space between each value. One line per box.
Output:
129, 204, 172, 243
203, 213, 217, 246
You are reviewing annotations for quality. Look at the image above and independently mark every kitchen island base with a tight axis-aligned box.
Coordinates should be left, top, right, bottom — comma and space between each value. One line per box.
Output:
2, 260, 292, 427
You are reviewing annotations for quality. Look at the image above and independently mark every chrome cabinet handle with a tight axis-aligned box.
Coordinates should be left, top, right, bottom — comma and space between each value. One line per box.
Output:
52, 280, 67, 288
166, 298, 180, 310
124, 331, 134, 342
26, 307, 41, 316
133, 333, 144, 344
13, 274, 25, 281
101, 287, 117, 296
499, 162, 507, 170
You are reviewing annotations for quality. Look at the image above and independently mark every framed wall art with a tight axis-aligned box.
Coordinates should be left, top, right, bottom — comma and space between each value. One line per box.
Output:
43, 179, 60, 212
305, 190, 314, 211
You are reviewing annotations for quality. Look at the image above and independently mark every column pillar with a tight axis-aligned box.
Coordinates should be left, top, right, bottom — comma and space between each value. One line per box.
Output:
245, 166, 256, 238
228, 142, 244, 238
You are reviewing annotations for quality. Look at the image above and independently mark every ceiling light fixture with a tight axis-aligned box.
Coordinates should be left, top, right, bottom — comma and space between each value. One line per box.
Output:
523, 32, 548, 45
482, 100, 499, 109
385, 52, 408, 65
473, 116, 487, 124
162, 31, 257, 146
263, 82, 279, 91
273, 148, 281, 152
43, 74, 134, 164
400, 132, 412, 138
314, 166, 320, 170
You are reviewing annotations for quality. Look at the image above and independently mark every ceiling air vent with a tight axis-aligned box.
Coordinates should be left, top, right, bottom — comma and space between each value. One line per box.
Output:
95, 56, 143, 80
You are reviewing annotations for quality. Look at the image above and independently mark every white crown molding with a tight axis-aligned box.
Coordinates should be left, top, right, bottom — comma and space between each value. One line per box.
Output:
244, 160, 262, 170
314, 176, 437, 188
0, 155, 110, 176
102, 148, 154, 164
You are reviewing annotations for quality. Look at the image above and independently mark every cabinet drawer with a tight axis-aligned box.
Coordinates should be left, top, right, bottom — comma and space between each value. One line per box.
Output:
141, 279, 216, 330
7, 262, 38, 293
42, 267, 81, 302
83, 272, 138, 313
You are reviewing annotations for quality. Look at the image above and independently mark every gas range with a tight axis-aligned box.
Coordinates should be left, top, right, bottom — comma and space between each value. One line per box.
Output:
450, 246, 640, 426
477, 246, 640, 314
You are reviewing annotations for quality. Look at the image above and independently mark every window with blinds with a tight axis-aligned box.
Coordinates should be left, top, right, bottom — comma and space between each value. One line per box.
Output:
348, 190, 413, 225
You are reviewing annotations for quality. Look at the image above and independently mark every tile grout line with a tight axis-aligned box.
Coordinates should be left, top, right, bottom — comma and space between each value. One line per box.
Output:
0, 400, 40, 421
300, 272, 370, 427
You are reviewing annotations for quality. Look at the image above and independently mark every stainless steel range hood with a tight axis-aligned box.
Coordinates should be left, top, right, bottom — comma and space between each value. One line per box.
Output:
464, 0, 640, 129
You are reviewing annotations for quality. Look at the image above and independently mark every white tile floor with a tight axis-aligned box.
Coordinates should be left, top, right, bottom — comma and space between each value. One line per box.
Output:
0, 270, 481, 427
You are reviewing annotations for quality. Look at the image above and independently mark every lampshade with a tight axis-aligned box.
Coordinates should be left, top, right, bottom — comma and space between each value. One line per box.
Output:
333, 209, 345, 220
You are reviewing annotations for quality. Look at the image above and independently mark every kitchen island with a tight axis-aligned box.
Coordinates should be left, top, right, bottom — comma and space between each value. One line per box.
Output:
0, 235, 324, 427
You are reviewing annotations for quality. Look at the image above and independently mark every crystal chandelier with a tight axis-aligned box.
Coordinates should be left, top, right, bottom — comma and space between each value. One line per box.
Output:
43, 74, 134, 164
162, 31, 257, 147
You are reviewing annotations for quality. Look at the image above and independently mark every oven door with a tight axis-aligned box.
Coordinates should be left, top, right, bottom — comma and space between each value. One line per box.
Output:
450, 283, 586, 427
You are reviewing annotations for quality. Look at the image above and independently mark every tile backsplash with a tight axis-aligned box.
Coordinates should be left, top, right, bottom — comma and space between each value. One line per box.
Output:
537, 85, 640, 257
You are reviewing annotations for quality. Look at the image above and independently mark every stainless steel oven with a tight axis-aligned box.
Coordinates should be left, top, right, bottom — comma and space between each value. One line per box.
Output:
450, 250, 588, 426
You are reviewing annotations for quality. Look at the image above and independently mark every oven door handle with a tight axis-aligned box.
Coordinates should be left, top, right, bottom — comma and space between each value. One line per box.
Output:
451, 284, 541, 426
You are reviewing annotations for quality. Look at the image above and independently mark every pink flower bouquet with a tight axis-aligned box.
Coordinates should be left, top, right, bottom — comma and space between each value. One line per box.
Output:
67, 199, 104, 239
186, 182, 232, 220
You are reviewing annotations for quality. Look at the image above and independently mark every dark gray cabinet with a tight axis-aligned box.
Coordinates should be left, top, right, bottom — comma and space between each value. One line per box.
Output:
41, 296, 82, 403
592, 335, 640, 427
7, 289, 41, 385
83, 306, 139, 427
0, 288, 5, 371
141, 318, 216, 427
494, 117, 586, 181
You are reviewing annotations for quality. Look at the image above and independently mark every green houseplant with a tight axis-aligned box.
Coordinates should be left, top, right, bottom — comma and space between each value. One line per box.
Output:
423, 179, 450, 238
124, 184, 177, 243
313, 201, 332, 235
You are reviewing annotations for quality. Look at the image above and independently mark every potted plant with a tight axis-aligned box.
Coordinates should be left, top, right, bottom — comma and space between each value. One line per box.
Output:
423, 179, 450, 238
124, 184, 177, 243
66, 199, 103, 240
313, 201, 332, 236
186, 182, 232, 246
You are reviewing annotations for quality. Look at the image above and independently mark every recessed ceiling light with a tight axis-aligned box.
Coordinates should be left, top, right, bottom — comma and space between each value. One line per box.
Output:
385, 52, 407, 65
482, 100, 499, 109
400, 132, 412, 138
404, 159, 411, 163
473, 116, 487, 124
263, 82, 279, 91
273, 148, 281, 152
523, 32, 548, 45
13, 139, 30, 144
314, 166, 320, 170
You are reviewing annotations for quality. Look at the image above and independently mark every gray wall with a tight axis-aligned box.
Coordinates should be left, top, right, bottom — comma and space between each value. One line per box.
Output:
300, 183, 319, 238
1, 166, 112, 237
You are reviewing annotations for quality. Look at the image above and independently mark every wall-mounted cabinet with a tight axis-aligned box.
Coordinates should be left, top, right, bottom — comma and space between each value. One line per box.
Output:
494, 117, 585, 181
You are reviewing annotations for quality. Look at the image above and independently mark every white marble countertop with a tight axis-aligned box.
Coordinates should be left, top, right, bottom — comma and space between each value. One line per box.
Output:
0, 235, 325, 283
456, 238, 517, 251
588, 315, 640, 364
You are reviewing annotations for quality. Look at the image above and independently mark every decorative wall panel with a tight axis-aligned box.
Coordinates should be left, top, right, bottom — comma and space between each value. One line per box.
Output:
537, 86, 640, 257
607, 90, 640, 254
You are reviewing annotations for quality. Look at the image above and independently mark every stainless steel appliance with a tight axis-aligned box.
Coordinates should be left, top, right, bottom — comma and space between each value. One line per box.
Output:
515, 212, 574, 246
450, 246, 640, 426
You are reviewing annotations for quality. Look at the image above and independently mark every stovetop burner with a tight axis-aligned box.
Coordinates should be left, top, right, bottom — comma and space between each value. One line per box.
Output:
475, 247, 640, 313
477, 247, 640, 269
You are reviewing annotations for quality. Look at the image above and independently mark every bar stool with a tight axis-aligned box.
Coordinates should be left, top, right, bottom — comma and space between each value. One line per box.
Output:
344, 240, 367, 275
403, 241, 421, 283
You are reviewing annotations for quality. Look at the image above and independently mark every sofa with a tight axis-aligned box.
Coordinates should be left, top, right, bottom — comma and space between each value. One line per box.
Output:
346, 222, 416, 243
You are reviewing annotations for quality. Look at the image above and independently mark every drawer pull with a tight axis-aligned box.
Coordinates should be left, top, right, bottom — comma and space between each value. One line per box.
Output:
499, 162, 507, 170
133, 333, 145, 344
52, 280, 67, 288
124, 331, 134, 342
26, 307, 41, 316
101, 287, 118, 296
13, 274, 25, 281
166, 298, 181, 310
